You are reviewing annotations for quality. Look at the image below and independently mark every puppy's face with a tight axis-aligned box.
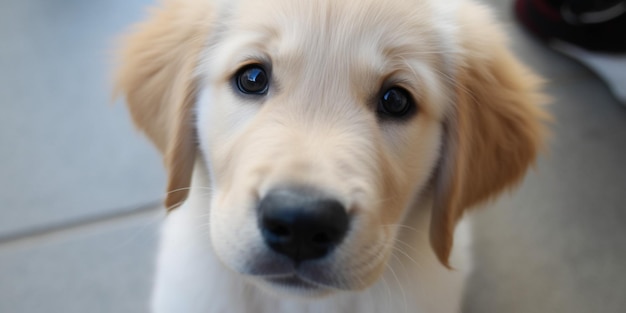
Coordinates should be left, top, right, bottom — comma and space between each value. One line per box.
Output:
118, 0, 547, 300
197, 0, 452, 295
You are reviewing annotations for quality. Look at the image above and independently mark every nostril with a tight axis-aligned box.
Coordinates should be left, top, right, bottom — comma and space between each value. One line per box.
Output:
269, 224, 290, 237
311, 232, 332, 245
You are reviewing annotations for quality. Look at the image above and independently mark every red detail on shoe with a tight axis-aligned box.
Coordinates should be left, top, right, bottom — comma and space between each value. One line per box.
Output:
531, 0, 562, 21
515, 0, 549, 40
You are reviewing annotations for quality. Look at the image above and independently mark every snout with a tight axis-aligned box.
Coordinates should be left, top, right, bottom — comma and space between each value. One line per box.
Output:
258, 187, 350, 264
205, 120, 390, 294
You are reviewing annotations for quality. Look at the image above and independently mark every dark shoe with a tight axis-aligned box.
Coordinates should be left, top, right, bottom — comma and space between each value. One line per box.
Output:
515, 0, 626, 104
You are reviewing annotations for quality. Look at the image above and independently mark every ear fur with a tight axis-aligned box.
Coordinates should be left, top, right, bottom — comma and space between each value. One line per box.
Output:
115, 0, 213, 210
430, 3, 550, 267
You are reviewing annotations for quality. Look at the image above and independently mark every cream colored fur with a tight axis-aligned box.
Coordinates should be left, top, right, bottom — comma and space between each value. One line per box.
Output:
115, 0, 549, 312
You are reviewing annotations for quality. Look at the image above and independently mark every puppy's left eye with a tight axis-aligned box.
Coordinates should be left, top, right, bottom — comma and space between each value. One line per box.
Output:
377, 87, 415, 118
235, 65, 269, 95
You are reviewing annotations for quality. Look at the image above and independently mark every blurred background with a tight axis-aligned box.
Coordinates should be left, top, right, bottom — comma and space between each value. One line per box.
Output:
0, 0, 624, 312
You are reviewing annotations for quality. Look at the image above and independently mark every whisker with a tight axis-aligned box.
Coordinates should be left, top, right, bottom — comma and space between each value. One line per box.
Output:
164, 198, 188, 211
380, 223, 427, 237
386, 262, 408, 313
114, 210, 165, 250
164, 186, 215, 196
386, 244, 421, 269
393, 238, 422, 259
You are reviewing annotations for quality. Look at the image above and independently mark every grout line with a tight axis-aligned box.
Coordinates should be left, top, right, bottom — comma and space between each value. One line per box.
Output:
0, 201, 163, 246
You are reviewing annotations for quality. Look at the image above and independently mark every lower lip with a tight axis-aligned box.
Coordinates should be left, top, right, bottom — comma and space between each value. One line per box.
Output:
266, 275, 320, 290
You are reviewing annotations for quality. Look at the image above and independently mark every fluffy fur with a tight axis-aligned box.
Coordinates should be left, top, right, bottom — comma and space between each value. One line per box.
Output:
115, 0, 549, 312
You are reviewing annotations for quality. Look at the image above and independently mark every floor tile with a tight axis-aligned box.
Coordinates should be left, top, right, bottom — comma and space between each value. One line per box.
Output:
0, 0, 166, 238
464, 77, 626, 313
0, 209, 162, 313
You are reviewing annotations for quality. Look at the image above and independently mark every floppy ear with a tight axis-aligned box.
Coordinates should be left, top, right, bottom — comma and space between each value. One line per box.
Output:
430, 4, 550, 267
115, 0, 213, 210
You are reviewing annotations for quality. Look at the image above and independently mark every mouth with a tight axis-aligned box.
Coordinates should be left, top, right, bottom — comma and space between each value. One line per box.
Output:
262, 274, 331, 296
267, 275, 317, 289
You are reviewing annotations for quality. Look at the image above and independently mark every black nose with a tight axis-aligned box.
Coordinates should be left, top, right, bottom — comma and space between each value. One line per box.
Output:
258, 187, 349, 263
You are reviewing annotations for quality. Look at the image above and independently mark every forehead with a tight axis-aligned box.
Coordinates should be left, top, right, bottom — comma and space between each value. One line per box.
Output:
222, 0, 443, 64
208, 0, 457, 115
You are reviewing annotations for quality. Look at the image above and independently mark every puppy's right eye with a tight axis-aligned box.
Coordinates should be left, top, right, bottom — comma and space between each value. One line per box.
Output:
235, 65, 269, 95
377, 87, 415, 119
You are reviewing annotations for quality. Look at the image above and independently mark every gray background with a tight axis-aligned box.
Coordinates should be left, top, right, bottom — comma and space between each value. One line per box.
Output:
1, 0, 624, 312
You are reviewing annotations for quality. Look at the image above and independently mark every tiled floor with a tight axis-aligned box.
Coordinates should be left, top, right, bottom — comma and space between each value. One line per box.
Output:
1, 1, 624, 312
0, 0, 164, 239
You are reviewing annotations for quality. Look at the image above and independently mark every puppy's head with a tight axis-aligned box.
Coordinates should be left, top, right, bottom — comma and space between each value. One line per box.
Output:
117, 0, 548, 297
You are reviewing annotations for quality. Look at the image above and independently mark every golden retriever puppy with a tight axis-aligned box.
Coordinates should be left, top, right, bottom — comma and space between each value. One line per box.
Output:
116, 0, 548, 312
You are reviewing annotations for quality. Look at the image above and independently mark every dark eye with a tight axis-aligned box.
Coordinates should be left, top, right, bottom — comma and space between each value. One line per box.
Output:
378, 87, 414, 118
235, 65, 269, 95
